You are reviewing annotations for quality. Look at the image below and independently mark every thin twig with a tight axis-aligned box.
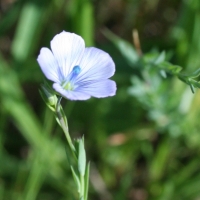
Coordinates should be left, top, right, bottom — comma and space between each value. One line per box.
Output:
132, 29, 143, 56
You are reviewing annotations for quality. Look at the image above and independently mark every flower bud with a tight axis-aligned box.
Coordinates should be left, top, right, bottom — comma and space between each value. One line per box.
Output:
40, 84, 57, 111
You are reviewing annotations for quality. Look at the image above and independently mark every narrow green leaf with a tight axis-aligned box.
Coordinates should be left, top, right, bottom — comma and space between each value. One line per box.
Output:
103, 29, 139, 65
78, 138, 86, 176
142, 52, 159, 64
159, 61, 182, 74
180, 68, 200, 79
60, 106, 68, 126
189, 68, 200, 78
71, 166, 81, 193
188, 81, 195, 93
84, 162, 90, 200
189, 79, 200, 88
154, 51, 166, 65
159, 70, 167, 78
64, 144, 73, 166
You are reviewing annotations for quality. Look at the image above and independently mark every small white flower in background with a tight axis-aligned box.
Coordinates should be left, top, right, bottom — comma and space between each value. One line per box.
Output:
37, 31, 116, 100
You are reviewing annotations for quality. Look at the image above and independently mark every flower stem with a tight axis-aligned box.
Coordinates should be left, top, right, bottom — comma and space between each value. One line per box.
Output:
80, 175, 85, 200
56, 97, 77, 161
56, 97, 89, 200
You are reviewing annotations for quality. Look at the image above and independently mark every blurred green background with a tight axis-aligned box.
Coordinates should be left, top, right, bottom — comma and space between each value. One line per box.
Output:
1, 0, 200, 199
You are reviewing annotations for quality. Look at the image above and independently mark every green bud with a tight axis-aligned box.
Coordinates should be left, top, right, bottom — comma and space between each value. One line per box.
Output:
39, 83, 58, 111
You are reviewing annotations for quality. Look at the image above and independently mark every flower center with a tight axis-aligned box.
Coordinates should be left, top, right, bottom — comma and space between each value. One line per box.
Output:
62, 65, 81, 90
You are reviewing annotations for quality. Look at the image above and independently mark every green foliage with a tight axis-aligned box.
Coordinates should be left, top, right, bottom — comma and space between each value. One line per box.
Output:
1, 0, 200, 200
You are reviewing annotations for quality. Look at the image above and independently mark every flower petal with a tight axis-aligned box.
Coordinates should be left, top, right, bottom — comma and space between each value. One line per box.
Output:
75, 79, 116, 98
53, 83, 91, 100
75, 47, 115, 83
50, 31, 85, 79
37, 47, 61, 83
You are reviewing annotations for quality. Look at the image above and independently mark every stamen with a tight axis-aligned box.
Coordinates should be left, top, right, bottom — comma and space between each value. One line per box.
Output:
69, 65, 81, 81
62, 65, 81, 91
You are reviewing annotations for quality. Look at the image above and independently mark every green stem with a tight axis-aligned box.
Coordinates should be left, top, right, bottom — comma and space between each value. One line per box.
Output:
84, 162, 90, 200
56, 97, 77, 161
80, 175, 85, 200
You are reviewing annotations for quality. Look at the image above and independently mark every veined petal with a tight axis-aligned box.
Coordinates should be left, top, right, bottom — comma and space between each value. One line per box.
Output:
37, 47, 61, 83
75, 79, 116, 98
75, 47, 115, 83
50, 31, 85, 78
53, 83, 91, 100
38, 31, 117, 101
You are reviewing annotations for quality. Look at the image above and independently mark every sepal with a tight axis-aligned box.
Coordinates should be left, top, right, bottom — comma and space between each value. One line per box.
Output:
39, 81, 57, 111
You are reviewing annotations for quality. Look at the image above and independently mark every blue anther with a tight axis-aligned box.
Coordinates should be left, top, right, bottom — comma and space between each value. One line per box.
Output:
69, 65, 81, 81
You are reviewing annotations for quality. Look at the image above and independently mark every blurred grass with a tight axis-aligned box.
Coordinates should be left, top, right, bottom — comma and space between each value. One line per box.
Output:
11, 0, 51, 62
1, 0, 200, 200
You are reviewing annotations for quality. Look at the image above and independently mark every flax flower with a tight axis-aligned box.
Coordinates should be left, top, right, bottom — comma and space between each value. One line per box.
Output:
37, 31, 116, 100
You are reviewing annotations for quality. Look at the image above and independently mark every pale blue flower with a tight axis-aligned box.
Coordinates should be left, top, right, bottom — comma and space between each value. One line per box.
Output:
37, 31, 116, 100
